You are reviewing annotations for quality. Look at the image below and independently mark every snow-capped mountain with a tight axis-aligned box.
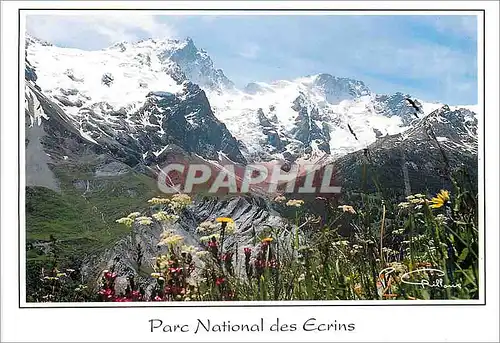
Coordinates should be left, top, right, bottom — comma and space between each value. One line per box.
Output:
25, 34, 246, 165
24, 33, 480, 289
208, 74, 477, 163
25, 33, 478, 170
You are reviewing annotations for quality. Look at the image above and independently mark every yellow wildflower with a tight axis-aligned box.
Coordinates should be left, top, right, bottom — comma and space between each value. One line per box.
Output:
136, 216, 153, 225
261, 237, 273, 243
353, 283, 363, 296
181, 245, 198, 254
195, 250, 210, 258
215, 217, 234, 223
286, 199, 304, 207
429, 190, 450, 209
127, 212, 141, 219
158, 234, 184, 246
196, 221, 218, 233
224, 221, 236, 235
116, 217, 134, 227
152, 211, 179, 222
169, 194, 192, 211
274, 195, 286, 203
151, 272, 162, 278
338, 205, 356, 214
148, 197, 171, 205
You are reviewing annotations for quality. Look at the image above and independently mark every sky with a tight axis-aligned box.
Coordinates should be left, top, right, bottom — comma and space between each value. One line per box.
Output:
26, 14, 478, 105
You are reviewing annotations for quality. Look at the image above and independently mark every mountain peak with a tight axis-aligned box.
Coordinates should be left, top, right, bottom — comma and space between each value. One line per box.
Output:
311, 73, 371, 104
25, 33, 52, 47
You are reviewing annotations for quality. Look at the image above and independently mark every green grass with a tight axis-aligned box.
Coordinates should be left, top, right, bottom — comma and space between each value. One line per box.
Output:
26, 165, 160, 262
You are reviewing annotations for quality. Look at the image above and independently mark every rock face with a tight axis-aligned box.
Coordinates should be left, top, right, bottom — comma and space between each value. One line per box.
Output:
80, 195, 286, 292
332, 105, 478, 194
164, 37, 234, 92
312, 73, 371, 104
374, 92, 423, 125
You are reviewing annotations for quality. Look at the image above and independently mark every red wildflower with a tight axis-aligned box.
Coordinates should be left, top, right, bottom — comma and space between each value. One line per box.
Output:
244, 247, 252, 256
220, 252, 233, 262
267, 259, 278, 268
98, 288, 115, 299
216, 277, 225, 286
130, 290, 142, 300
168, 267, 182, 274
114, 297, 132, 302
153, 295, 163, 301
104, 271, 117, 280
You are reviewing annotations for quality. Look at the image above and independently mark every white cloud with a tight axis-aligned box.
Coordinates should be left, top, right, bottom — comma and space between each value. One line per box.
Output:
26, 14, 177, 49
238, 42, 260, 59
427, 16, 477, 40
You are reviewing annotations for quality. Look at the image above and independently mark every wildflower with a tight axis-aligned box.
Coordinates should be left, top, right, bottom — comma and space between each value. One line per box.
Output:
116, 217, 134, 227
103, 271, 117, 280
43, 276, 59, 281
195, 250, 210, 258
168, 267, 182, 274
136, 216, 153, 225
215, 217, 234, 224
158, 234, 184, 246
428, 190, 450, 209
216, 277, 225, 286
75, 285, 87, 292
181, 245, 197, 254
267, 259, 278, 268
196, 221, 217, 233
243, 247, 252, 256
353, 284, 363, 296
224, 221, 237, 235
261, 237, 273, 244
435, 214, 447, 225
153, 295, 163, 301
388, 262, 407, 274
220, 252, 233, 262
151, 272, 162, 278
169, 194, 192, 211
56, 272, 67, 277
392, 228, 405, 235
114, 297, 132, 302
274, 195, 286, 203
397, 202, 410, 209
152, 211, 179, 222
207, 240, 218, 248
148, 197, 171, 205
127, 212, 141, 219
200, 234, 220, 243
338, 205, 356, 214
98, 288, 114, 299
286, 199, 304, 207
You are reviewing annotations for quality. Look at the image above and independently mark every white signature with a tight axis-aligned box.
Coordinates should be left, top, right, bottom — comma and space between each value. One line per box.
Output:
379, 267, 462, 289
